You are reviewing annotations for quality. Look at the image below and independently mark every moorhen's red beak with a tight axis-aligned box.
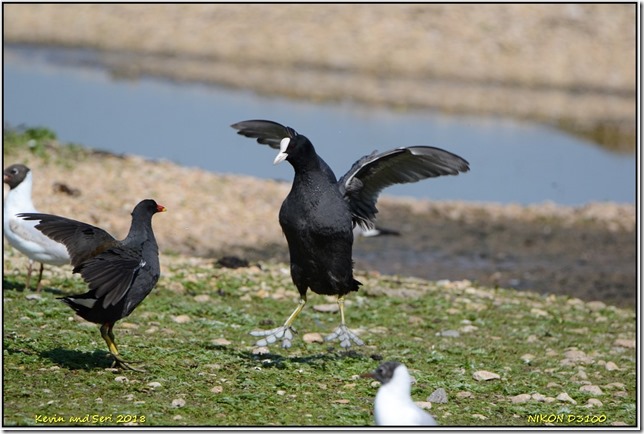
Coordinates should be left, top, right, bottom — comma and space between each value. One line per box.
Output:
157, 204, 167, 212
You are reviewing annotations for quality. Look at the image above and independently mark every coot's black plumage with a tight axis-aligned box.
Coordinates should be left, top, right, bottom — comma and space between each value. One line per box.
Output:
19, 199, 166, 371
232, 120, 470, 349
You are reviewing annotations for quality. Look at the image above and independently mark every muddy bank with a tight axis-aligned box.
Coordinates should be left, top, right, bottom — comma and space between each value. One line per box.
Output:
3, 144, 636, 310
3, 3, 636, 151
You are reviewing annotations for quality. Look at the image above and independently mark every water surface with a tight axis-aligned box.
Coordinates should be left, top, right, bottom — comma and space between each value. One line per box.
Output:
3, 45, 635, 205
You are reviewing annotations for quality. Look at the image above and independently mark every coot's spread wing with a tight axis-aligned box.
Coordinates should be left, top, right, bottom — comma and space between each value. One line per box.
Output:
231, 119, 298, 148
18, 213, 118, 266
75, 247, 149, 309
338, 146, 470, 229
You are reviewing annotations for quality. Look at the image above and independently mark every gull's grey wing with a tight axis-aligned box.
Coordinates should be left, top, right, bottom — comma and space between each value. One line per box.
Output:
231, 120, 298, 148
338, 146, 470, 229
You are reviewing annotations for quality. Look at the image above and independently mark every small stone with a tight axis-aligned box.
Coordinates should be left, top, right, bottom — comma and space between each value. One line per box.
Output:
194, 294, 210, 303
585, 398, 603, 407
114, 376, 129, 383
333, 399, 349, 404
473, 370, 500, 381
415, 401, 432, 410
171, 398, 186, 408
212, 338, 231, 346
440, 329, 460, 338
210, 386, 223, 394
456, 391, 473, 399
252, 347, 269, 355
605, 361, 619, 371
171, 315, 191, 324
604, 382, 625, 390
613, 338, 635, 348
303, 332, 324, 344
579, 385, 603, 396
312, 303, 339, 313
25, 294, 42, 301
427, 388, 448, 403
147, 382, 162, 389
472, 414, 487, 420
546, 382, 561, 388
521, 353, 535, 363
586, 301, 606, 311
556, 392, 577, 404
544, 397, 556, 403
277, 390, 286, 396
530, 308, 549, 317
531, 393, 547, 402
173, 415, 183, 421
95, 397, 103, 404
459, 325, 478, 333
511, 394, 532, 404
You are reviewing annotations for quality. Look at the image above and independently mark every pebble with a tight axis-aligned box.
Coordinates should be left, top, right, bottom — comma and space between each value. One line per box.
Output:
114, 376, 129, 383
312, 303, 339, 313
147, 382, 162, 389
277, 390, 286, 396
456, 391, 473, 399
530, 308, 549, 317
427, 388, 448, 403
252, 347, 270, 355
171, 314, 191, 324
25, 294, 42, 301
439, 330, 460, 338
212, 338, 231, 346
210, 386, 223, 394
605, 361, 619, 371
193, 294, 210, 302
171, 398, 186, 408
579, 385, 603, 396
613, 338, 635, 349
511, 394, 532, 404
473, 370, 500, 381
531, 393, 547, 402
415, 401, 432, 410
472, 414, 488, 420
556, 392, 577, 404
173, 415, 183, 421
333, 399, 350, 404
585, 398, 603, 407
459, 325, 478, 333
521, 353, 535, 363
303, 332, 324, 344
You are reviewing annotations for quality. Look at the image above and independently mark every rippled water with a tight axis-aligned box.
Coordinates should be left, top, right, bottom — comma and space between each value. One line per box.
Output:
3, 45, 636, 206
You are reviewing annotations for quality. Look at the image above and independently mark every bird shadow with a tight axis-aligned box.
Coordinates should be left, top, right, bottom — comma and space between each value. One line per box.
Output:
205, 341, 370, 369
1, 277, 65, 295
2, 277, 25, 292
39, 348, 114, 371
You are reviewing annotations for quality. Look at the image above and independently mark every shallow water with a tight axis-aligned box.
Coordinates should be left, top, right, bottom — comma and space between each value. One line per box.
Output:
3, 45, 636, 206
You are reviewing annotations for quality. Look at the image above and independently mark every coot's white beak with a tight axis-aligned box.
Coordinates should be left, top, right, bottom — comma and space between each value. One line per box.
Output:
273, 137, 290, 165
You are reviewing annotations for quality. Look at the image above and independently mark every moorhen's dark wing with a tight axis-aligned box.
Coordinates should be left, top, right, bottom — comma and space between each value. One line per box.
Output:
75, 246, 151, 309
338, 146, 470, 229
231, 119, 298, 148
17, 213, 118, 267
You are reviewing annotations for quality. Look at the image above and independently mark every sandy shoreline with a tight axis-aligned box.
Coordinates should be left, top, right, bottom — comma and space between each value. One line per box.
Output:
3, 3, 636, 151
